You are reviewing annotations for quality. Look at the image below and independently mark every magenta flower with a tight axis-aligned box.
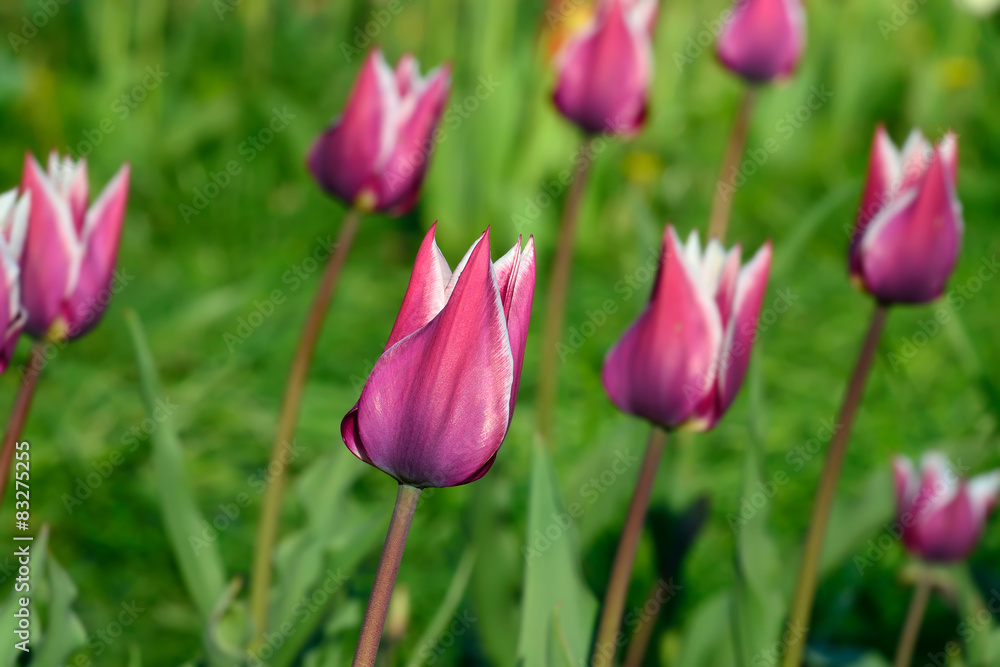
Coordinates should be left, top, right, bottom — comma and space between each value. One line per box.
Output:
342, 226, 536, 488
308, 50, 451, 216
716, 0, 805, 83
18, 153, 130, 341
553, 0, 658, 135
0, 189, 30, 371
893, 453, 1000, 562
603, 225, 771, 431
849, 127, 962, 305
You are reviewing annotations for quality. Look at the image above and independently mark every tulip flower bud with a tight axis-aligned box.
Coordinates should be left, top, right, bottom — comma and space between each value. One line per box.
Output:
308, 50, 451, 215
893, 453, 1000, 562
602, 225, 771, 431
0, 188, 30, 371
552, 0, 658, 135
716, 0, 805, 83
342, 225, 536, 488
18, 153, 130, 341
849, 127, 962, 305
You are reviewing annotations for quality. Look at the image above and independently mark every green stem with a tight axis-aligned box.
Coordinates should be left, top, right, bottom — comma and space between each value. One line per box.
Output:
591, 427, 668, 667
353, 484, 422, 667
782, 303, 889, 667
249, 208, 362, 642
893, 575, 932, 667
707, 87, 756, 243
536, 141, 593, 444
0, 343, 47, 510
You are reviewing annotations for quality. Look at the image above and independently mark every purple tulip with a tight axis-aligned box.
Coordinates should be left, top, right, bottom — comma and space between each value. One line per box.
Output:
716, 0, 805, 83
0, 189, 30, 371
849, 127, 962, 305
893, 453, 1000, 562
18, 153, 130, 341
602, 225, 771, 431
342, 226, 536, 488
553, 0, 658, 135
308, 50, 451, 215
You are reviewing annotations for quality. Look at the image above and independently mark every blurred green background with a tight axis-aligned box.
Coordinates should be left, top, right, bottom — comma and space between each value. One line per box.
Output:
1, 0, 999, 664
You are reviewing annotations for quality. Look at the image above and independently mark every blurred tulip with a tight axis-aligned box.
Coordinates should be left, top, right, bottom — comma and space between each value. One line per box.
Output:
308, 50, 451, 215
18, 153, 130, 341
553, 0, 658, 135
716, 0, 805, 83
603, 224, 771, 431
342, 226, 536, 488
850, 127, 962, 305
893, 453, 1000, 562
0, 189, 30, 371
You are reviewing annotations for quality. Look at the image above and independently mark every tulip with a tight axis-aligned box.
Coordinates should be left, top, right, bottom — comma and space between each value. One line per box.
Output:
716, 0, 805, 83
893, 453, 1000, 562
553, 0, 658, 135
849, 127, 962, 305
0, 189, 30, 371
602, 224, 771, 431
17, 153, 130, 341
342, 225, 536, 488
308, 50, 451, 215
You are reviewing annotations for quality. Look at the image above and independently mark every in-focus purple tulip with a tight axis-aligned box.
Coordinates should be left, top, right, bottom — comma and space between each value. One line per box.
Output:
716, 0, 805, 83
0, 189, 30, 371
893, 453, 1000, 562
18, 153, 130, 341
603, 225, 771, 431
849, 127, 962, 305
553, 0, 658, 135
342, 226, 536, 488
308, 50, 451, 216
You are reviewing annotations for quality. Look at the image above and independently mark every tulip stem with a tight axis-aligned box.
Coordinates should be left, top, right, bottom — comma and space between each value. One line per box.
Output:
782, 302, 889, 667
353, 484, 422, 667
707, 87, 756, 242
536, 139, 594, 444
893, 574, 932, 667
591, 426, 668, 667
249, 208, 363, 643
0, 343, 46, 510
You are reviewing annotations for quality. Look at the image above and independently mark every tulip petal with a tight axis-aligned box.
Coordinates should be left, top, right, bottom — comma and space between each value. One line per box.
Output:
354, 233, 514, 487
500, 237, 536, 417
710, 241, 771, 425
48, 151, 89, 230
0, 189, 30, 260
851, 126, 901, 276
554, 0, 651, 134
19, 154, 81, 338
65, 164, 130, 339
913, 487, 980, 561
383, 223, 452, 350
716, 0, 805, 82
892, 455, 917, 511
308, 51, 396, 206
375, 65, 451, 215
602, 226, 722, 429
860, 148, 962, 304
967, 470, 1000, 517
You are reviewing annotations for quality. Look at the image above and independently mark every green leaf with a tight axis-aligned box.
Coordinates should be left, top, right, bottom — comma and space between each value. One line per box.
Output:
516, 440, 598, 667
405, 546, 477, 667
125, 311, 226, 620
676, 593, 735, 667
32, 551, 88, 667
